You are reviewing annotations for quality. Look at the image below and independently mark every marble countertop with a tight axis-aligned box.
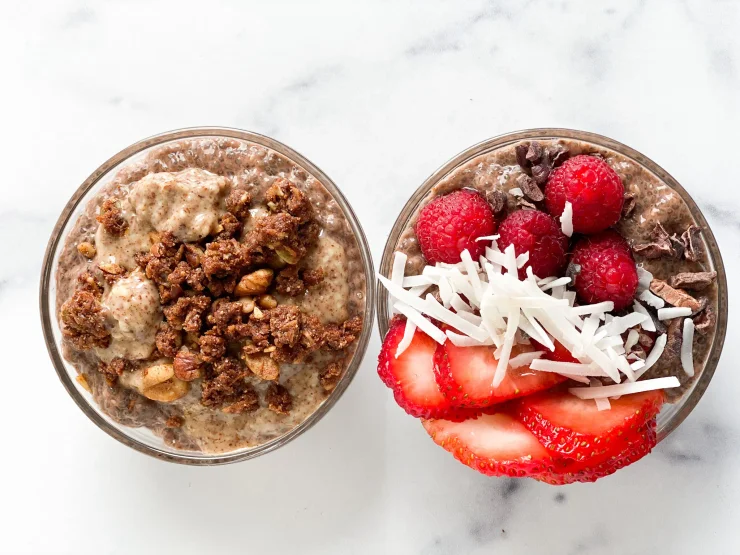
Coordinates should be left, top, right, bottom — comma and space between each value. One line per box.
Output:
3, 0, 739, 553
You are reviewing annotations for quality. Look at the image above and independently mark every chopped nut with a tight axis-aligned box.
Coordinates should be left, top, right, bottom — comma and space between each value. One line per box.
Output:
235, 296, 255, 314
235, 268, 274, 297
244, 353, 280, 381
173, 349, 204, 381
650, 279, 702, 312
141, 363, 175, 390
77, 242, 97, 259
144, 377, 190, 403
76, 374, 92, 393
252, 306, 264, 319
669, 271, 717, 291
258, 294, 278, 309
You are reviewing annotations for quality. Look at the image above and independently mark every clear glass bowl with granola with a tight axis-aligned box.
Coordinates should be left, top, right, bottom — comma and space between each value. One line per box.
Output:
376, 129, 727, 484
41, 127, 374, 464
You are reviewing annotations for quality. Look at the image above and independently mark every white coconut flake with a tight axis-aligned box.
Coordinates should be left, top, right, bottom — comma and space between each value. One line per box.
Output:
569, 376, 681, 399
438, 277, 453, 308
393, 302, 447, 345
492, 308, 519, 387
624, 329, 640, 351
456, 311, 483, 326
446, 330, 494, 347
537, 277, 557, 287
450, 293, 472, 313
604, 312, 648, 336
539, 277, 571, 291
639, 289, 666, 309
563, 291, 577, 307
632, 301, 657, 332
561, 374, 592, 384
391, 252, 407, 287
408, 284, 431, 297
630, 359, 646, 371
561, 201, 574, 237
530, 359, 605, 376
502, 244, 518, 276
590, 379, 611, 411
424, 294, 489, 342
681, 319, 695, 377
461, 249, 484, 300
402, 275, 435, 288
634, 333, 667, 379
509, 351, 544, 369
571, 301, 615, 316
476, 234, 500, 242
637, 266, 653, 291
658, 307, 693, 321
395, 318, 417, 358
510, 187, 524, 197
516, 252, 530, 269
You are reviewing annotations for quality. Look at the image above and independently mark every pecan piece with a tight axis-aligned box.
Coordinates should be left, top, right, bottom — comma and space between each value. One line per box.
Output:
235, 268, 274, 297
244, 353, 280, 381
173, 349, 204, 381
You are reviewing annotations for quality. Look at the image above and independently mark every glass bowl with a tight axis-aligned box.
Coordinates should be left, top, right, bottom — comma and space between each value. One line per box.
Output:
377, 128, 727, 442
40, 127, 375, 465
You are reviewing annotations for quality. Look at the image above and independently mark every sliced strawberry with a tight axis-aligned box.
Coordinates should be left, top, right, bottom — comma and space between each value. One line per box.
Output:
423, 411, 555, 477
435, 342, 566, 408
514, 388, 664, 461
378, 318, 476, 420
531, 339, 579, 364
537, 419, 657, 485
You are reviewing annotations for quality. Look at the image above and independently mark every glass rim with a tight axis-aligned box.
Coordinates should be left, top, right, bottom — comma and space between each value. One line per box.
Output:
376, 127, 728, 443
40, 126, 376, 465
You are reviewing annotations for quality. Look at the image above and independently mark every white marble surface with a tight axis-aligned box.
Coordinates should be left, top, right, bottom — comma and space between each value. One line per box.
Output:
2, 0, 739, 553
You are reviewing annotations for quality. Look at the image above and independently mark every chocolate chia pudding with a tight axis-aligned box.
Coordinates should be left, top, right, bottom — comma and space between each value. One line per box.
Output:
55, 136, 366, 454
392, 138, 719, 401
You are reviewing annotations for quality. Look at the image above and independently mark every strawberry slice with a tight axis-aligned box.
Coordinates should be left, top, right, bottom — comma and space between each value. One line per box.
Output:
531, 339, 579, 363
423, 411, 555, 477
378, 318, 476, 421
537, 419, 657, 485
435, 341, 566, 408
514, 388, 664, 461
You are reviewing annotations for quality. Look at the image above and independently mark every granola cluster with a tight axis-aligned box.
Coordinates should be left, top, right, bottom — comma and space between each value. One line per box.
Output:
60, 178, 362, 416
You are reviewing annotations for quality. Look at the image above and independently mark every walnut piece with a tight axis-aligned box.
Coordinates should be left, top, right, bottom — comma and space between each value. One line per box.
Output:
650, 279, 702, 312
235, 269, 274, 297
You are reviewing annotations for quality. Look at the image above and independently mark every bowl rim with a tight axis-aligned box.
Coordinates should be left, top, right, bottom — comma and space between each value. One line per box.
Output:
40, 126, 376, 465
376, 127, 728, 442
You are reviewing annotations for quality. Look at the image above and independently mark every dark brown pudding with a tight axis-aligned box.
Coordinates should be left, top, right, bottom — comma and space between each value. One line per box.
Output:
392, 138, 718, 400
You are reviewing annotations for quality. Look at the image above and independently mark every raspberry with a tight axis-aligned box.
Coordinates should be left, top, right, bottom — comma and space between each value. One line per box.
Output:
415, 189, 496, 264
570, 231, 638, 311
545, 155, 624, 234
497, 209, 569, 279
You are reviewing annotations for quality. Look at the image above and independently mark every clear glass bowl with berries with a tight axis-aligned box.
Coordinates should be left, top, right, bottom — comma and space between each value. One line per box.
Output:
377, 128, 727, 484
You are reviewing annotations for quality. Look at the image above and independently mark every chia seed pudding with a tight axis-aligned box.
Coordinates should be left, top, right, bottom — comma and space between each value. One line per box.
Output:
392, 138, 718, 401
56, 137, 366, 454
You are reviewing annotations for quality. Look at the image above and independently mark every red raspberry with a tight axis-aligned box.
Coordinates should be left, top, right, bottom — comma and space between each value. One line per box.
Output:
497, 209, 569, 279
415, 189, 496, 264
545, 155, 624, 234
570, 231, 638, 311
